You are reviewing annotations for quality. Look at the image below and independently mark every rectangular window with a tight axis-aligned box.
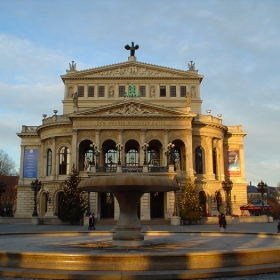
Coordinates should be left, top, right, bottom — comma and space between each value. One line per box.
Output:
170, 86, 176, 97
139, 86, 146, 97
119, 85, 125, 97
180, 86, 186, 97
98, 86, 105, 97
88, 86, 94, 97
78, 86, 84, 97
160, 86, 166, 97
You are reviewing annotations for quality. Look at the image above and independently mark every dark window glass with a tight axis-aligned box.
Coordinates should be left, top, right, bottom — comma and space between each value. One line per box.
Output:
180, 86, 186, 97
78, 86, 84, 97
47, 149, 52, 176
88, 86, 94, 97
59, 147, 69, 175
195, 146, 204, 174
119, 86, 125, 97
170, 86, 176, 97
139, 86, 146, 97
160, 86, 166, 97
213, 148, 217, 175
98, 86, 105, 97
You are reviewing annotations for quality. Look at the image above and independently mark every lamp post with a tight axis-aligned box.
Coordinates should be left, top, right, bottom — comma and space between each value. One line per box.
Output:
165, 142, 174, 166
222, 179, 233, 216
257, 180, 267, 215
31, 179, 42, 217
116, 142, 123, 166
141, 143, 149, 165
0, 181, 7, 217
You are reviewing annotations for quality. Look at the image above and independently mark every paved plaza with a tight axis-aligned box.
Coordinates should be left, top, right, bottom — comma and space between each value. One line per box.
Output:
0, 220, 280, 279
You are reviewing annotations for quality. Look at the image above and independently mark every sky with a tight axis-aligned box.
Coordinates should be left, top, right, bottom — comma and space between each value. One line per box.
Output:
0, 0, 279, 187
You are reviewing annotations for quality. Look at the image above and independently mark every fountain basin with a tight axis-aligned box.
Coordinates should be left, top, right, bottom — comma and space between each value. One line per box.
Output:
78, 174, 179, 247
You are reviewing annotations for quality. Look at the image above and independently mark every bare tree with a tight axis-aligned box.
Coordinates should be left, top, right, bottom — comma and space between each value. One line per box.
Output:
0, 149, 17, 175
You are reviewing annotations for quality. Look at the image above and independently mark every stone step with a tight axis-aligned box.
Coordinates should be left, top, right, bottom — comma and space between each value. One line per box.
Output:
96, 219, 170, 225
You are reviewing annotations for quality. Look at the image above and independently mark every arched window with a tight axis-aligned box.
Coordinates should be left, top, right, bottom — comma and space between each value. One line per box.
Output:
85, 147, 94, 165
195, 146, 205, 174
199, 191, 207, 214
171, 147, 180, 166
46, 149, 52, 176
148, 147, 160, 166
126, 148, 139, 166
216, 191, 222, 213
59, 146, 70, 175
213, 148, 217, 175
105, 148, 117, 171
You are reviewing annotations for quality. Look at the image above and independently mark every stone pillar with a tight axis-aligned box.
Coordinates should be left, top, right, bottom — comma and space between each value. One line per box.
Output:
51, 137, 56, 176
41, 140, 45, 177
19, 145, 25, 184
163, 129, 169, 166
218, 139, 225, 181
140, 193, 150, 220
72, 130, 78, 168
186, 130, 193, 176
206, 136, 214, 178
141, 129, 148, 172
96, 129, 101, 167
239, 144, 246, 181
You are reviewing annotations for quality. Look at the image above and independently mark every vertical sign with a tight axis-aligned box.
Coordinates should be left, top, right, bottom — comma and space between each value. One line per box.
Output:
23, 149, 38, 178
227, 149, 240, 176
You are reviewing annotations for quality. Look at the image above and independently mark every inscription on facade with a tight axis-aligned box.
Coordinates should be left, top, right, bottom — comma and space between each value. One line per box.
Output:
96, 120, 166, 126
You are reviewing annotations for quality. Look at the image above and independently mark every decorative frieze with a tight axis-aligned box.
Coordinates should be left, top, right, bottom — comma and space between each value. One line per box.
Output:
106, 104, 158, 115
99, 65, 179, 77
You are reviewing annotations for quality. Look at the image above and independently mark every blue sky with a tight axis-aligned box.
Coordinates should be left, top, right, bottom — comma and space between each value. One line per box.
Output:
0, 0, 279, 186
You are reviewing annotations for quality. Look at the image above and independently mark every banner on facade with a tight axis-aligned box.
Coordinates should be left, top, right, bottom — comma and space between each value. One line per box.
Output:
23, 149, 38, 178
227, 149, 240, 176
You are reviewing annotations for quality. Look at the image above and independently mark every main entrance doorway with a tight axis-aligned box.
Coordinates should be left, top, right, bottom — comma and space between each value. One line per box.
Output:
100, 193, 114, 218
150, 192, 164, 218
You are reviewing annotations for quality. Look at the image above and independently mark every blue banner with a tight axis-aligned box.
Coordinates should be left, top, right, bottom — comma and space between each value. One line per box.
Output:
23, 149, 38, 178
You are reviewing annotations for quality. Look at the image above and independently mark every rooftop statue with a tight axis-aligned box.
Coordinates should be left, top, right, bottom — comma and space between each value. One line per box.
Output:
125, 42, 139, 56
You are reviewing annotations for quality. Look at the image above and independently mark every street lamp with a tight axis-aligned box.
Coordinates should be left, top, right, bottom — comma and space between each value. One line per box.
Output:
31, 179, 42, 217
165, 142, 174, 166
141, 143, 149, 165
257, 180, 267, 215
222, 179, 233, 216
0, 181, 7, 217
116, 142, 123, 166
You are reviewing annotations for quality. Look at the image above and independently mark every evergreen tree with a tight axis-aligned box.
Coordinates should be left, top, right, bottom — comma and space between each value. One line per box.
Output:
57, 165, 87, 224
180, 178, 203, 224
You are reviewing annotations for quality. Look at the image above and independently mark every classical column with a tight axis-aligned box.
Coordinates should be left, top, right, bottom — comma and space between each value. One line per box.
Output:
185, 129, 193, 176
117, 130, 124, 172
218, 139, 225, 181
141, 129, 148, 172
239, 144, 246, 181
163, 129, 169, 166
51, 137, 56, 176
19, 145, 25, 184
206, 136, 214, 178
71, 130, 78, 168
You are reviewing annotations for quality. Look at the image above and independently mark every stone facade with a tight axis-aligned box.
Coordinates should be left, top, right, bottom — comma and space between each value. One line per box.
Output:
16, 55, 248, 222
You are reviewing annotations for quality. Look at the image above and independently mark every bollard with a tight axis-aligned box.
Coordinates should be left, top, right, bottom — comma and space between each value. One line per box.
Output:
277, 222, 280, 233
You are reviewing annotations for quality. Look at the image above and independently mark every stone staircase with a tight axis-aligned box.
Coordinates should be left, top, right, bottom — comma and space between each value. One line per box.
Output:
96, 218, 170, 226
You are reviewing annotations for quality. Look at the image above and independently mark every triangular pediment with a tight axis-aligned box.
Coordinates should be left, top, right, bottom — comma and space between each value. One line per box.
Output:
69, 99, 195, 118
61, 61, 203, 80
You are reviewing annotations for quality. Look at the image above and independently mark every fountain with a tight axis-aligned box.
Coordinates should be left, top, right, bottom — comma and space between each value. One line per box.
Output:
78, 174, 179, 247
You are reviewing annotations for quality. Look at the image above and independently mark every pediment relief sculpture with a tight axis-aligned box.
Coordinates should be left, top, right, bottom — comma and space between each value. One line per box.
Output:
97, 65, 179, 77
106, 103, 159, 115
